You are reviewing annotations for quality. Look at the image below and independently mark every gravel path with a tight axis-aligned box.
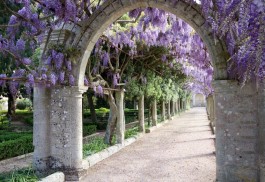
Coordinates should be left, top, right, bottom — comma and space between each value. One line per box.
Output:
81, 107, 216, 182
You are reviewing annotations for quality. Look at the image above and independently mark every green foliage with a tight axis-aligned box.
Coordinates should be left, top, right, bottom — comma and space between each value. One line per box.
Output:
94, 122, 107, 130
0, 167, 38, 182
16, 99, 32, 110
83, 137, 109, 157
0, 121, 9, 130
83, 107, 109, 118
125, 127, 139, 139
0, 135, 33, 160
24, 117, 33, 126
0, 132, 32, 143
83, 125, 97, 136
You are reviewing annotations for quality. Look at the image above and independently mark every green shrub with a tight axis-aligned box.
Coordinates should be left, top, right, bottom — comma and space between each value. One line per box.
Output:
24, 117, 33, 126
0, 121, 9, 130
96, 107, 109, 117
83, 125, 97, 136
125, 127, 139, 139
16, 99, 32, 110
0, 132, 32, 143
0, 135, 33, 160
83, 137, 109, 157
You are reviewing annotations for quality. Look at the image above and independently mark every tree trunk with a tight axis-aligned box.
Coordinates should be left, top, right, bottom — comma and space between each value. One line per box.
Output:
171, 100, 175, 116
167, 101, 171, 120
86, 91, 97, 122
138, 95, 145, 132
161, 100, 165, 121
104, 93, 118, 145
7, 90, 16, 121
151, 99, 157, 126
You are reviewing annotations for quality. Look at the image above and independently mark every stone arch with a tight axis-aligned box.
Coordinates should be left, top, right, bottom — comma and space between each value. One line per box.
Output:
33, 1, 264, 181
73, 0, 228, 86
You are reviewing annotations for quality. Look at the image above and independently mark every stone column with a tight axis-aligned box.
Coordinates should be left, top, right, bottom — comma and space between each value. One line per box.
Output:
151, 99, 157, 126
33, 84, 51, 171
213, 80, 258, 182
178, 98, 181, 113
138, 95, 145, 132
182, 100, 186, 111
175, 100, 179, 114
171, 100, 175, 116
116, 89, 125, 145
167, 101, 171, 120
258, 83, 265, 181
49, 86, 87, 179
161, 100, 166, 121
207, 95, 215, 127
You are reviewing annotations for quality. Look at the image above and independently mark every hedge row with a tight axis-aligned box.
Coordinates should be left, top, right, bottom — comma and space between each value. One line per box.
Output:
0, 132, 32, 143
0, 135, 33, 160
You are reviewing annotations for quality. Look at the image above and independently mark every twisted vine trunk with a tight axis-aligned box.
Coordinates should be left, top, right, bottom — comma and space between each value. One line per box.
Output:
104, 93, 118, 145
86, 91, 97, 122
6, 89, 16, 121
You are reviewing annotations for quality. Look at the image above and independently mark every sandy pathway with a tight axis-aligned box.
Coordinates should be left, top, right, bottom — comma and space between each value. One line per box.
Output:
80, 107, 216, 182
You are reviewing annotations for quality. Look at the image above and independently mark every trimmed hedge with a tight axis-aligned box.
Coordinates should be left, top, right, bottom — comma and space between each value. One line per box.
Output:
0, 132, 32, 143
83, 125, 97, 136
0, 135, 33, 160
16, 99, 32, 110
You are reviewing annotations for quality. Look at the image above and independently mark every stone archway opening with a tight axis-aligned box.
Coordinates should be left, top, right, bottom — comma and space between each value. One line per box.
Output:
33, 1, 263, 181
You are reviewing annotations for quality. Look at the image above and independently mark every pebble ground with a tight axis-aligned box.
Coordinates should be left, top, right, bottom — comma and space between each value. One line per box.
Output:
81, 107, 216, 182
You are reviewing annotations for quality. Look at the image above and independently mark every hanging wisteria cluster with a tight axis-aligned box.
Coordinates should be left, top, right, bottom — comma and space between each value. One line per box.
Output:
87, 7, 213, 95
201, 0, 265, 83
0, 0, 264, 96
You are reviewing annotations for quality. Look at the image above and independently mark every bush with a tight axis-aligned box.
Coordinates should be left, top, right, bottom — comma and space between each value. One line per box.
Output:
16, 99, 32, 110
0, 135, 33, 160
24, 117, 33, 126
83, 137, 108, 157
96, 107, 109, 117
83, 125, 97, 136
125, 127, 139, 139
0, 132, 31, 143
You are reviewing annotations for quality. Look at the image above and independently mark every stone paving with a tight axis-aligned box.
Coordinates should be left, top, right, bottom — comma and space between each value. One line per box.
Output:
80, 107, 216, 182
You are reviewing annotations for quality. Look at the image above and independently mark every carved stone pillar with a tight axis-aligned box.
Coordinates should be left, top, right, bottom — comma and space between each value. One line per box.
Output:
258, 83, 265, 181
151, 99, 157, 126
49, 86, 87, 180
213, 80, 258, 182
161, 100, 166, 121
138, 95, 145, 132
33, 84, 51, 171
116, 89, 125, 145
167, 101, 171, 120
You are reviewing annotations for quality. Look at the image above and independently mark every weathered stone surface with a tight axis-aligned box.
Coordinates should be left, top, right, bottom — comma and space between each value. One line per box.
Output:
33, 85, 51, 171
152, 99, 157, 126
138, 95, 145, 132
206, 95, 215, 128
39, 172, 65, 182
161, 101, 166, 121
116, 90, 125, 145
49, 86, 87, 171
258, 83, 265, 181
213, 80, 259, 182
34, 86, 87, 180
